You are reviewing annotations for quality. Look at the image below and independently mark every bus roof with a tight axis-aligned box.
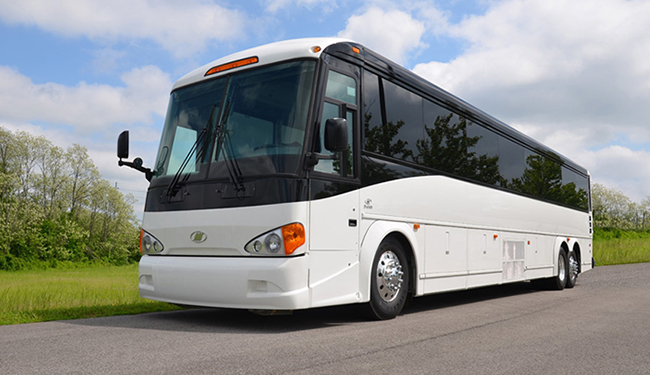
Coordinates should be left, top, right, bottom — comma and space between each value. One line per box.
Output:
173, 38, 349, 91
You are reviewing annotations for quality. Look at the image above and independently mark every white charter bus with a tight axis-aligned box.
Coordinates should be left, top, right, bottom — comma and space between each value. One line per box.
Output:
117, 38, 593, 319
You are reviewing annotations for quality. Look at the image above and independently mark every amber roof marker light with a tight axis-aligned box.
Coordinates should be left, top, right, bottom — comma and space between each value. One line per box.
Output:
205, 56, 259, 76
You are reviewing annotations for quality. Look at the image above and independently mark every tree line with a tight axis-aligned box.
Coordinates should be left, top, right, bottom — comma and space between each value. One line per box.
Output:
0, 127, 140, 270
592, 183, 650, 232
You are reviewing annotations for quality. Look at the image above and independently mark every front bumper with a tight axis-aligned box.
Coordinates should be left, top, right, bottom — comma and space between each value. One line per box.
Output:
139, 254, 310, 310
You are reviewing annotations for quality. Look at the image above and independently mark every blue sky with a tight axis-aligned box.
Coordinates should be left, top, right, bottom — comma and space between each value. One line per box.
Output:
2, 0, 650, 219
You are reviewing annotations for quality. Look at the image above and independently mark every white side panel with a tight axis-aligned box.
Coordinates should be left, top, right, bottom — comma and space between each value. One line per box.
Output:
423, 226, 468, 293
467, 230, 502, 288
308, 251, 360, 307
359, 176, 590, 239
309, 190, 360, 307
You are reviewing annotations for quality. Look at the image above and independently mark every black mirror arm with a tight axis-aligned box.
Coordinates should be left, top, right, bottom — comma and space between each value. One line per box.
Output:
118, 158, 154, 181
304, 152, 339, 170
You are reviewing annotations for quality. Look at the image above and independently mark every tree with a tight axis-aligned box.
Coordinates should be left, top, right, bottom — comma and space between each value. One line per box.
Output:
0, 126, 141, 270
66, 144, 100, 221
592, 183, 637, 229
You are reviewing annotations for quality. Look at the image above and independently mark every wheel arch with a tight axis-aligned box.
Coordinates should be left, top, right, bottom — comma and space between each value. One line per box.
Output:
571, 241, 582, 273
358, 220, 421, 303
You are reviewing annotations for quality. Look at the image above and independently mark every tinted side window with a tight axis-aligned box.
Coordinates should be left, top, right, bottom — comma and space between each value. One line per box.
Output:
466, 122, 501, 185
381, 79, 422, 161
362, 70, 383, 154
562, 166, 589, 210
419, 99, 470, 175
498, 136, 526, 187
326, 70, 356, 105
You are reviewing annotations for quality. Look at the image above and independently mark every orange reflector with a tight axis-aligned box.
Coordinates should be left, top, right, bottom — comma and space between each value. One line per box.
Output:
205, 56, 258, 76
139, 229, 144, 254
413, 223, 421, 230
567, 238, 571, 242
311, 46, 321, 53
527, 241, 531, 245
282, 223, 305, 255
493, 234, 499, 240
352, 46, 360, 54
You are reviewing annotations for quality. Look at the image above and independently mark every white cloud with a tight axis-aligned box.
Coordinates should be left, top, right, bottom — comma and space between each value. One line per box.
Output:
265, 0, 336, 13
0, 0, 246, 57
0, 65, 171, 133
581, 146, 650, 202
338, 6, 426, 64
412, 0, 650, 150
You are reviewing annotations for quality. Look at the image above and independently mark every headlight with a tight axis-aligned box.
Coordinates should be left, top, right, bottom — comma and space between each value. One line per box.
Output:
244, 223, 305, 256
140, 230, 164, 254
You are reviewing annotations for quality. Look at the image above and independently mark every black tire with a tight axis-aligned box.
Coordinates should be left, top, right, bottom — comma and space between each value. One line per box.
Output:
549, 250, 568, 290
366, 238, 410, 320
565, 251, 579, 289
530, 250, 568, 290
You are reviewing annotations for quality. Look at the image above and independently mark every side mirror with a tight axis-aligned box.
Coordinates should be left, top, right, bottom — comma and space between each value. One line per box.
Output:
117, 131, 129, 159
324, 118, 348, 152
117, 130, 153, 182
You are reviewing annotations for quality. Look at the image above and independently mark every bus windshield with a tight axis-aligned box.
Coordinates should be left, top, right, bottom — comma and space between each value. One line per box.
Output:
152, 60, 317, 183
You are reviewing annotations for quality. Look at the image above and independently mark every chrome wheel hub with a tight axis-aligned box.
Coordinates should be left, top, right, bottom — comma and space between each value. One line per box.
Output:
569, 255, 579, 281
376, 251, 404, 302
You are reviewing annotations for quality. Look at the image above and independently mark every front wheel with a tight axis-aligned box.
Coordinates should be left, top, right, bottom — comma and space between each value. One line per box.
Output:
366, 238, 410, 320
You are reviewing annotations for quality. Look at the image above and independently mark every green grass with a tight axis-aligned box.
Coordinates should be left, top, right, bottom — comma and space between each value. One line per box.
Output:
593, 237, 650, 266
0, 264, 180, 325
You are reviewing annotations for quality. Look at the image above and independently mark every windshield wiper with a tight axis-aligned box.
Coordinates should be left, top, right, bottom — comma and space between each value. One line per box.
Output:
165, 127, 207, 199
165, 105, 217, 199
215, 100, 245, 193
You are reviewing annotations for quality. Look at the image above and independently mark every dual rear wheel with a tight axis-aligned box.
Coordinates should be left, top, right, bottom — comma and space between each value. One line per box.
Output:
532, 249, 579, 290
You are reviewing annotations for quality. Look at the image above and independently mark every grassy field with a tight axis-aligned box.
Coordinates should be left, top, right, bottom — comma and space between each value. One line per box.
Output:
0, 264, 180, 325
1, 233, 648, 326
593, 237, 650, 266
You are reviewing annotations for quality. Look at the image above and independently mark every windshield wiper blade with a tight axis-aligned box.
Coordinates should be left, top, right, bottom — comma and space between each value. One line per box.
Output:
223, 129, 244, 191
165, 105, 217, 199
214, 100, 245, 193
165, 127, 207, 199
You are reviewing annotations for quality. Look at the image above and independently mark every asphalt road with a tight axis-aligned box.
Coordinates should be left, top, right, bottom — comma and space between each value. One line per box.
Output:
1, 263, 649, 375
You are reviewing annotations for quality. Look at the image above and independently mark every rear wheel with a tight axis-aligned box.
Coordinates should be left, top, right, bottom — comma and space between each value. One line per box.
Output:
530, 250, 568, 290
565, 251, 579, 288
549, 250, 568, 290
366, 238, 410, 320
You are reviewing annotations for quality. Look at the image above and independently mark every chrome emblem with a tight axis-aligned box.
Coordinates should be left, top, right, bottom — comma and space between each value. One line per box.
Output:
190, 231, 207, 243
